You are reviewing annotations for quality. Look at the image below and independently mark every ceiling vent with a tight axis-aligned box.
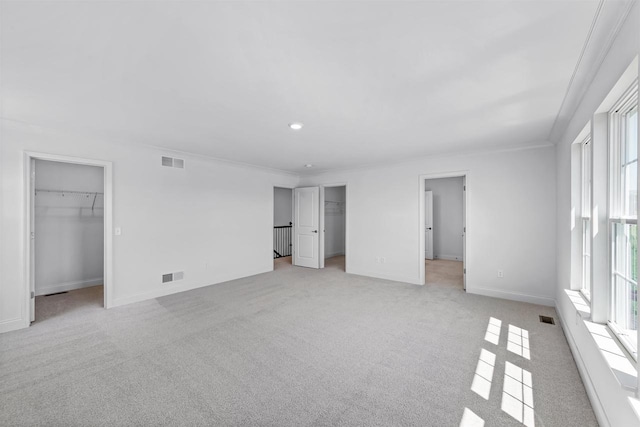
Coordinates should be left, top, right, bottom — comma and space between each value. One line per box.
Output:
161, 156, 185, 169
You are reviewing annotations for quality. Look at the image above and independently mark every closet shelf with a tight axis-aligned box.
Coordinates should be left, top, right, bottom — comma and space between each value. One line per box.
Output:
35, 189, 104, 211
35, 189, 104, 196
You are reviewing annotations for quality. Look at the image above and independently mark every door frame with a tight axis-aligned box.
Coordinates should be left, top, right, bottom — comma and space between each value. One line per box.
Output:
319, 183, 348, 271
24, 152, 114, 326
419, 171, 468, 289
424, 190, 434, 260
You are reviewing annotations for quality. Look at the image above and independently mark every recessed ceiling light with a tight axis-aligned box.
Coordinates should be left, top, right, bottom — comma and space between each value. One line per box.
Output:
305, 164, 313, 168
289, 122, 304, 130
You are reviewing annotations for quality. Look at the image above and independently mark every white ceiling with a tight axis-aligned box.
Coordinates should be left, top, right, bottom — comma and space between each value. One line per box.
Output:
1, 1, 605, 174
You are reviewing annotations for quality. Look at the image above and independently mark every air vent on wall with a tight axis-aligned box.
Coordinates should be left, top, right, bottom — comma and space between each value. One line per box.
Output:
162, 271, 184, 283
161, 156, 185, 169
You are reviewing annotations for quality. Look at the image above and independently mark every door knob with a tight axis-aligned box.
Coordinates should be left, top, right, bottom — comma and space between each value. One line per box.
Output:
426, 227, 432, 230
312, 230, 318, 233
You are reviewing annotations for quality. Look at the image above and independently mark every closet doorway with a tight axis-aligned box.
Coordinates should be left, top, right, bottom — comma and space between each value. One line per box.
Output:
25, 153, 113, 325
322, 185, 346, 272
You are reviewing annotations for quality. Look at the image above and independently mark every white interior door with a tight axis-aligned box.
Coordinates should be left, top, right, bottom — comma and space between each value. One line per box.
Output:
30, 158, 36, 322
293, 187, 320, 269
425, 190, 434, 260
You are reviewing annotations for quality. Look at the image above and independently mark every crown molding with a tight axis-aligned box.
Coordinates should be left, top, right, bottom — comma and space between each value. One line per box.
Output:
548, 0, 637, 143
0, 117, 299, 177
299, 140, 554, 178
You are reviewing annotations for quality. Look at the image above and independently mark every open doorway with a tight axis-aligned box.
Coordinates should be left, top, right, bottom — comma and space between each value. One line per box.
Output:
273, 187, 293, 270
322, 185, 346, 272
29, 158, 107, 323
422, 176, 466, 289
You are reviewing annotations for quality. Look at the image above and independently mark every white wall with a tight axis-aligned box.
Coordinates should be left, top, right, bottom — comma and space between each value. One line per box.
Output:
34, 160, 104, 295
425, 177, 463, 261
555, 2, 639, 426
300, 145, 557, 306
324, 186, 345, 258
0, 121, 298, 332
273, 187, 292, 227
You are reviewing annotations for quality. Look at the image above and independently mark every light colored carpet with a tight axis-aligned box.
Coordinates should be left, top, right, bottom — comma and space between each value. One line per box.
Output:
276, 256, 345, 272
34, 285, 104, 323
1, 262, 596, 426
425, 259, 464, 288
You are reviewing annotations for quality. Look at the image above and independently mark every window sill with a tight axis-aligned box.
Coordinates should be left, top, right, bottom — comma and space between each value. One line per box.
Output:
583, 321, 638, 392
630, 396, 640, 419
564, 290, 638, 392
565, 289, 591, 318
579, 288, 591, 303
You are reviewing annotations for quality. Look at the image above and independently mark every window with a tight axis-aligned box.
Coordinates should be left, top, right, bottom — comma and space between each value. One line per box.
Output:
609, 82, 638, 358
581, 137, 592, 299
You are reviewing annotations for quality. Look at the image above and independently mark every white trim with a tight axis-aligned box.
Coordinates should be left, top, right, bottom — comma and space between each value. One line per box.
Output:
608, 320, 639, 362
550, 2, 638, 142
324, 251, 345, 259
596, 57, 639, 114
548, 0, 605, 141
319, 186, 325, 269
0, 318, 27, 334
111, 267, 269, 307
556, 305, 612, 427
305, 142, 552, 177
419, 171, 468, 287
580, 127, 592, 298
469, 286, 555, 307
432, 254, 463, 261
607, 80, 639, 358
35, 278, 103, 296
316, 182, 349, 274
629, 397, 640, 421
24, 152, 114, 329
349, 270, 422, 286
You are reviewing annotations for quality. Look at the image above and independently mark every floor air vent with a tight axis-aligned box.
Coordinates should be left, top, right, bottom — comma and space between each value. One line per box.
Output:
539, 315, 555, 325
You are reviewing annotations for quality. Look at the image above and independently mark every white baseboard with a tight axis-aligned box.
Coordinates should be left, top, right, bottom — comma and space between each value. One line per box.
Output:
112, 267, 270, 308
556, 307, 610, 427
433, 254, 463, 261
325, 251, 345, 259
468, 286, 555, 306
35, 277, 103, 296
0, 317, 27, 334
350, 269, 423, 286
